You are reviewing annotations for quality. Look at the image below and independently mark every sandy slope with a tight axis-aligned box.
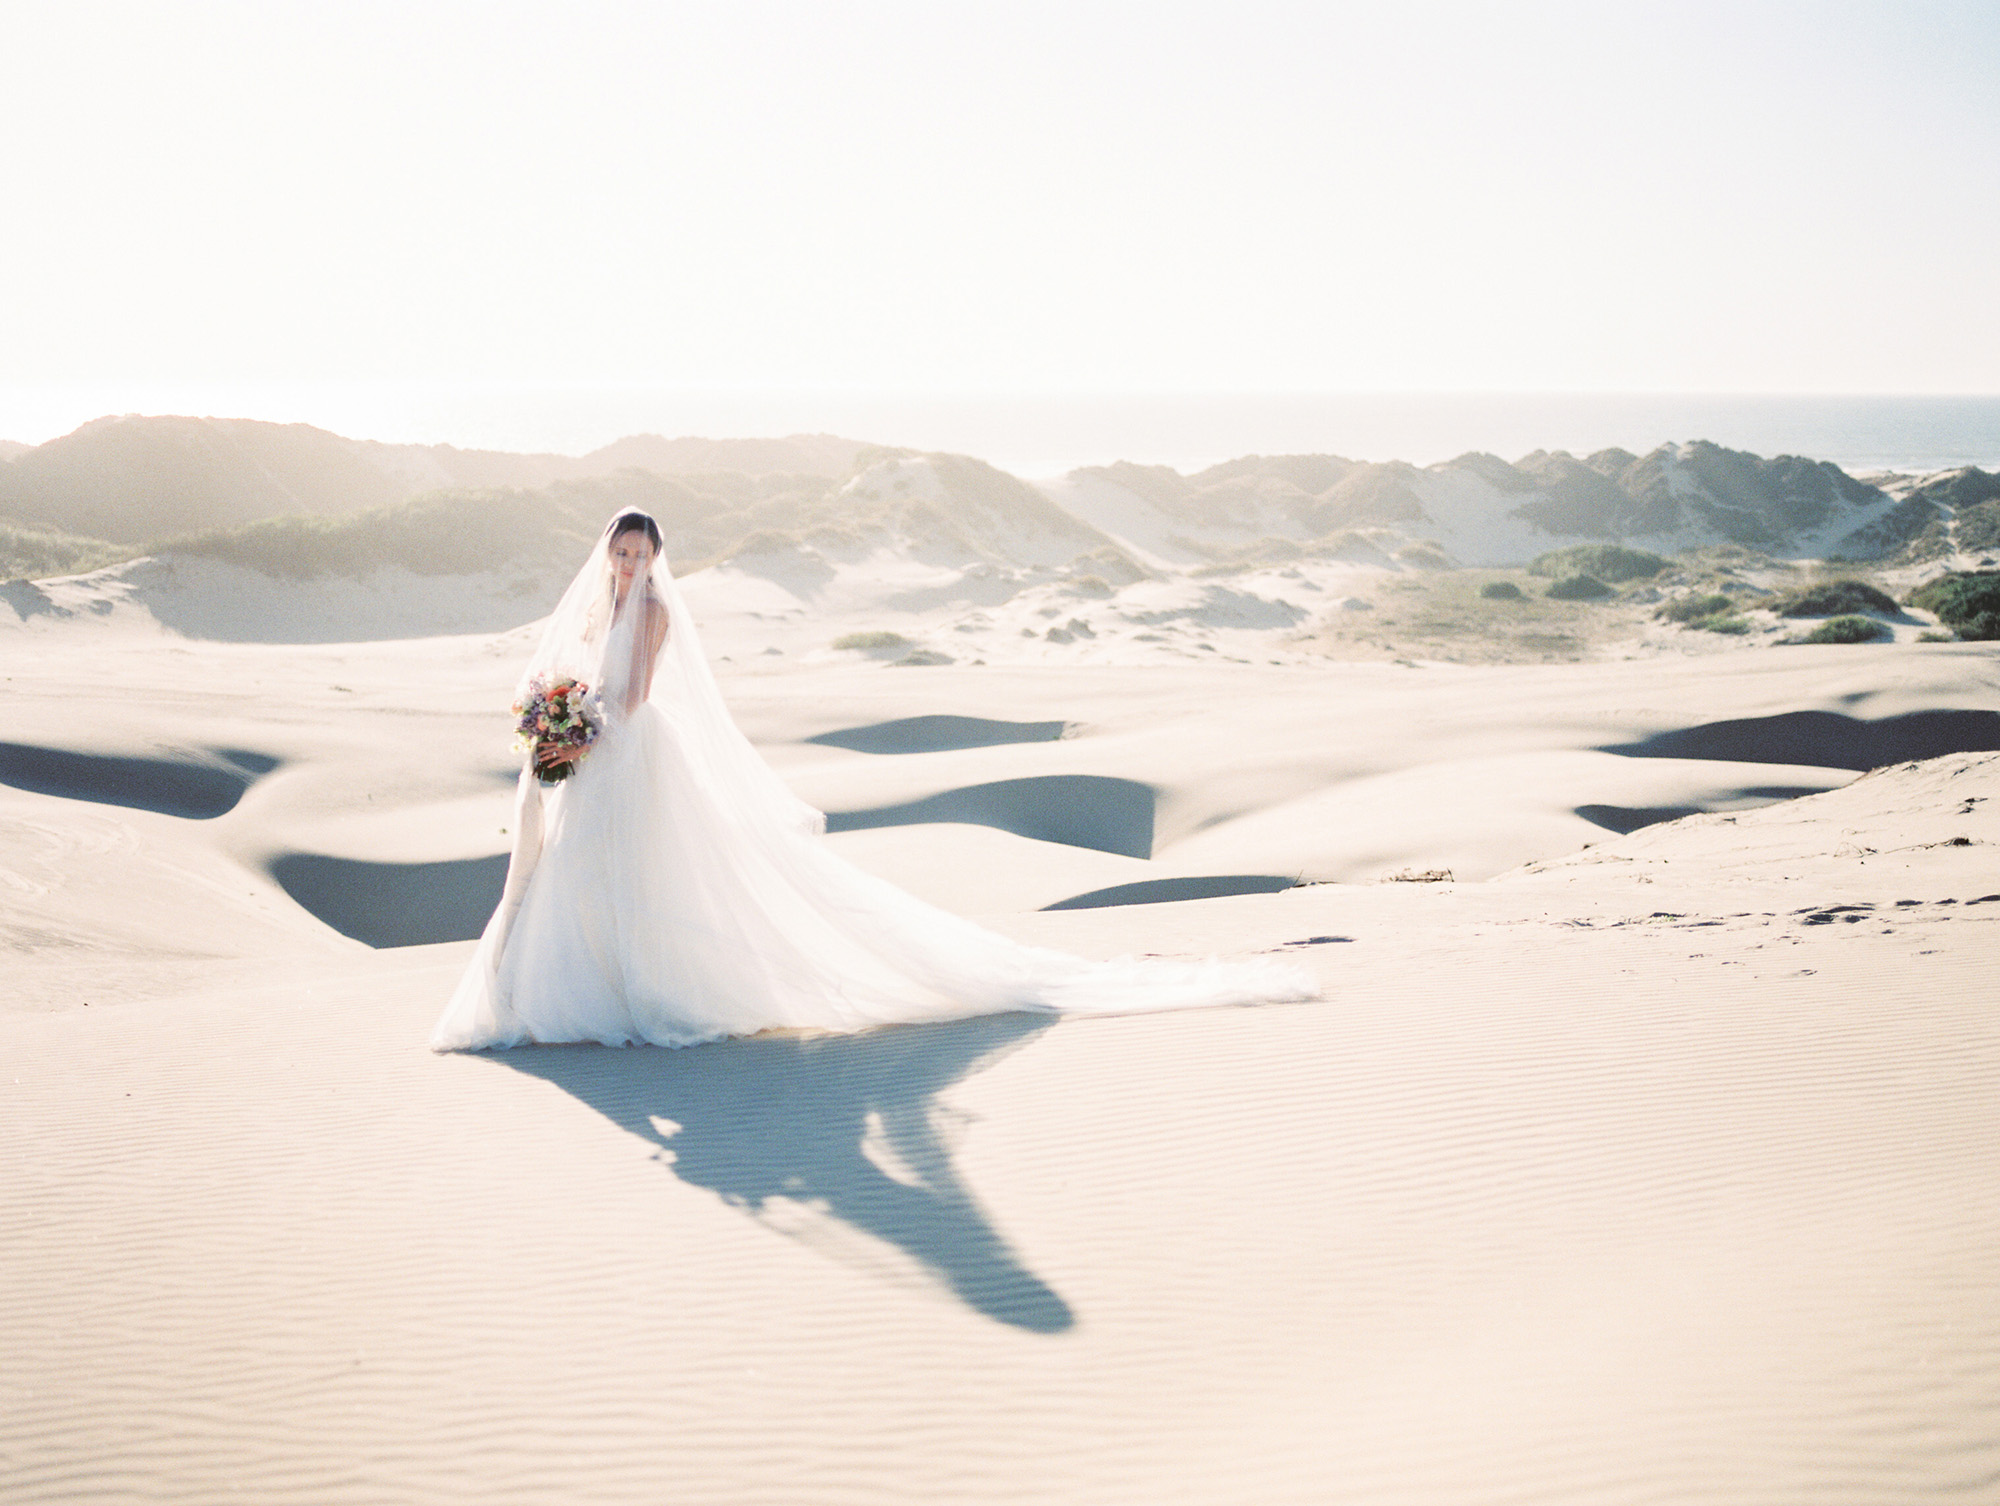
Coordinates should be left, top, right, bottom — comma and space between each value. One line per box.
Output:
3, 607, 1999, 1504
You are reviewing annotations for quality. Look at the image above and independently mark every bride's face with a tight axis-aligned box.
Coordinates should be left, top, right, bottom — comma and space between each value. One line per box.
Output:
609, 531, 655, 589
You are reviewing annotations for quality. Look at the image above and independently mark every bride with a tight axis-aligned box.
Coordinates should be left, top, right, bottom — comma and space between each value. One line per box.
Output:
431, 510, 1315, 1051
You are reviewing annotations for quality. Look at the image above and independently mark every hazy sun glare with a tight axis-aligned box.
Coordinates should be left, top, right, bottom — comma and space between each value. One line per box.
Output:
4, 0, 1997, 441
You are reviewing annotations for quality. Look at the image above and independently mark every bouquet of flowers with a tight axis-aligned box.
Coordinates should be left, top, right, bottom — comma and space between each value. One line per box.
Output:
513, 675, 603, 785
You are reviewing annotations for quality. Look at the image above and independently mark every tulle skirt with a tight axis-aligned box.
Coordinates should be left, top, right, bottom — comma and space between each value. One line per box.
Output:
432, 703, 1314, 1051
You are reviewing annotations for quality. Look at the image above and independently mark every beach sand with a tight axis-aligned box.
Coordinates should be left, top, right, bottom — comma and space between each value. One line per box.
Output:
3, 602, 1997, 1503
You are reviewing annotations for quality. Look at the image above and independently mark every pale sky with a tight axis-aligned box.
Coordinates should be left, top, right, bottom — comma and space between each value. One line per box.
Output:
4, 0, 1998, 447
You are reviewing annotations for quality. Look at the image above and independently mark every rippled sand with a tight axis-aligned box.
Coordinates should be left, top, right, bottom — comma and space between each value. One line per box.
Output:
3, 620, 1997, 1504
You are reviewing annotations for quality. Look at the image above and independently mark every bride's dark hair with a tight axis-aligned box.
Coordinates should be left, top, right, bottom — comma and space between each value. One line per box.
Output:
608, 510, 663, 552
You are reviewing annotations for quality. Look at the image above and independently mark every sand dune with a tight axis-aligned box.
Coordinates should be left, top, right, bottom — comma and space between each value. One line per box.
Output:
4, 581, 1998, 1502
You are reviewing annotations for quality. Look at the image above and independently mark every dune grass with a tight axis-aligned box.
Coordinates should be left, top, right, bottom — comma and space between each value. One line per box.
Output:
160, 490, 603, 579
1658, 592, 1736, 624
832, 630, 912, 651
1305, 569, 1658, 664
0, 519, 135, 580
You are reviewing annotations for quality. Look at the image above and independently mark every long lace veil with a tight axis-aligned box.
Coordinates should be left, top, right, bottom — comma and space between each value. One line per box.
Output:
434, 508, 1316, 1052
622, 534, 826, 841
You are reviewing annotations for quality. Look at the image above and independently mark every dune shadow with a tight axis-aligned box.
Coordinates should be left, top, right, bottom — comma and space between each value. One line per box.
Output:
494, 1013, 1074, 1332
806, 714, 1071, 756
1576, 782, 1840, 834
826, 774, 1155, 858
1575, 803, 1707, 835
2, 580, 65, 623
1598, 709, 2000, 771
1044, 874, 1298, 910
270, 852, 506, 946
0, 741, 278, 819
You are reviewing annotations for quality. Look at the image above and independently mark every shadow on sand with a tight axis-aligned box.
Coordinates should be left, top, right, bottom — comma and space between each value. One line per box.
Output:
1598, 708, 2000, 770
270, 852, 507, 946
0, 741, 279, 819
1044, 874, 1299, 910
806, 714, 1070, 755
826, 773, 1156, 858
494, 1012, 1076, 1333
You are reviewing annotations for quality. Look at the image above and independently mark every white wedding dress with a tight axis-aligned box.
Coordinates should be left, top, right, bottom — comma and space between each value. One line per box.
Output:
431, 515, 1315, 1052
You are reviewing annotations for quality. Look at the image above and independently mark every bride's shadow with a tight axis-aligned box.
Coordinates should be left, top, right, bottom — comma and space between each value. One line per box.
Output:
494, 1012, 1074, 1333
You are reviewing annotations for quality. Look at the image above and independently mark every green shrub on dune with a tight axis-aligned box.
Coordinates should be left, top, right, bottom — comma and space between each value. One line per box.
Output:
1528, 544, 1671, 582
1957, 500, 2000, 555
1770, 579, 1898, 618
1798, 615, 1885, 644
1658, 592, 1735, 624
1478, 580, 1525, 600
1658, 592, 1750, 633
832, 630, 910, 651
1545, 574, 1613, 600
1907, 571, 2000, 640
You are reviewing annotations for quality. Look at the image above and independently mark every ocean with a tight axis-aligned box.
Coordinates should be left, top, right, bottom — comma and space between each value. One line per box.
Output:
8, 387, 2000, 479
685, 392, 2000, 478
